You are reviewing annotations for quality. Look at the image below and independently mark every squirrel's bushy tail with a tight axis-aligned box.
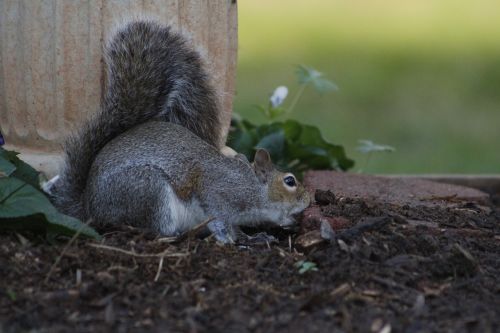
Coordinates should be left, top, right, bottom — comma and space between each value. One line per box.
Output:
52, 20, 221, 218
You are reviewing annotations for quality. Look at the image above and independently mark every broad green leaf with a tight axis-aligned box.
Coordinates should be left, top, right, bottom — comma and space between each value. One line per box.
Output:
0, 177, 100, 239
0, 155, 16, 177
296, 123, 325, 146
295, 123, 353, 170
0, 148, 41, 189
255, 130, 285, 161
229, 129, 257, 158
282, 120, 302, 141
286, 145, 331, 171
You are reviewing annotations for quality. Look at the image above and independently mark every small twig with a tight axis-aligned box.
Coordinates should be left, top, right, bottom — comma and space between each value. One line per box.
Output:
87, 243, 188, 258
330, 283, 351, 300
156, 217, 215, 244
107, 265, 138, 273
156, 236, 178, 243
154, 256, 165, 282
75, 269, 82, 286
274, 246, 297, 259
184, 217, 215, 239
45, 220, 91, 284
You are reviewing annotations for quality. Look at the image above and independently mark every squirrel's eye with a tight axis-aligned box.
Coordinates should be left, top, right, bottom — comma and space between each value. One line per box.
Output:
284, 175, 297, 187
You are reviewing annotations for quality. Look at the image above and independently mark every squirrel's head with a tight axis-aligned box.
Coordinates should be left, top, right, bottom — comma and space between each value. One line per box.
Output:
252, 149, 311, 227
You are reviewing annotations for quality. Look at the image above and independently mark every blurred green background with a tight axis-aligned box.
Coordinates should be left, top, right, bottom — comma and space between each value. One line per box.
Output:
234, 0, 500, 174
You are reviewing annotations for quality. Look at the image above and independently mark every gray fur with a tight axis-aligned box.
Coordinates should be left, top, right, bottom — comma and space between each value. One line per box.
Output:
84, 121, 308, 237
51, 20, 221, 218
51, 20, 310, 237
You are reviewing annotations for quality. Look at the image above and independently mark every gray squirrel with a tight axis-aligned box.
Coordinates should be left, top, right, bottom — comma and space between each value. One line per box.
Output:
50, 20, 310, 243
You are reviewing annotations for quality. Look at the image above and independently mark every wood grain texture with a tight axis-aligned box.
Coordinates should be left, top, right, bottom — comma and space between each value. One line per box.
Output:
0, 0, 237, 152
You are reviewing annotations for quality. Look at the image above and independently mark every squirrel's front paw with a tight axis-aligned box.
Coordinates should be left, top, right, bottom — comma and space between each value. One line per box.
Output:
207, 220, 236, 244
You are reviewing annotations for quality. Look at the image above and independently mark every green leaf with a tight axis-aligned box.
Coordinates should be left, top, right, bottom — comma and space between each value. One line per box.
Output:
0, 147, 41, 189
296, 65, 320, 84
0, 177, 100, 239
230, 129, 257, 158
357, 140, 395, 154
228, 116, 258, 158
313, 77, 338, 94
0, 154, 16, 177
284, 120, 354, 172
295, 260, 318, 274
268, 106, 286, 119
295, 65, 338, 94
255, 129, 286, 161
228, 118, 354, 178
282, 120, 302, 141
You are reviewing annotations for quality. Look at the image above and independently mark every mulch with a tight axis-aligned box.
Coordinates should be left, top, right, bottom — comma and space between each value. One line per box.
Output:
1, 171, 499, 332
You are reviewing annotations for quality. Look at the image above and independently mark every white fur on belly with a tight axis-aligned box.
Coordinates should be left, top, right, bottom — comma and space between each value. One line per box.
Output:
158, 183, 207, 235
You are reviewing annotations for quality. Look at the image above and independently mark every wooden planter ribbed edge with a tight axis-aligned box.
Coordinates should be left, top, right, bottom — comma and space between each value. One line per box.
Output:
0, 0, 238, 177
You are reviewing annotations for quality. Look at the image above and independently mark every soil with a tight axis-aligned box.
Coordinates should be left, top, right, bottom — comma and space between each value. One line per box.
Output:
1, 172, 499, 333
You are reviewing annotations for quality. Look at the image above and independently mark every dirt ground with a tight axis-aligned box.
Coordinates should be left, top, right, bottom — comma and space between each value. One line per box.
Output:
1, 172, 499, 333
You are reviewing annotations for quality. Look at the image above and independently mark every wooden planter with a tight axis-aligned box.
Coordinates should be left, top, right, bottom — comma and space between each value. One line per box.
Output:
0, 0, 238, 176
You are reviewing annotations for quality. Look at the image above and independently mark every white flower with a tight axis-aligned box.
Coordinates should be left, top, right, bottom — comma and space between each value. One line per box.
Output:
269, 86, 288, 108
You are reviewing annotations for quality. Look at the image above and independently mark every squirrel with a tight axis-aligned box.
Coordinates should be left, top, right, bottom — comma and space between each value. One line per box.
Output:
49, 20, 310, 243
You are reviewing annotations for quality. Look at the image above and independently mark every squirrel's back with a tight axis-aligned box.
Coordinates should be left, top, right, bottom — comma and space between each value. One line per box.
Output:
51, 20, 222, 219
83, 121, 262, 234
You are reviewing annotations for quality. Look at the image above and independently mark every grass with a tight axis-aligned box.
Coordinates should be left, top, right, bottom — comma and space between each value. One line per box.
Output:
234, 0, 500, 173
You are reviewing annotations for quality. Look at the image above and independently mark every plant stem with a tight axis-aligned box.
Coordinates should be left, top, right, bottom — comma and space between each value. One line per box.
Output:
358, 152, 372, 173
364, 152, 372, 173
287, 83, 307, 115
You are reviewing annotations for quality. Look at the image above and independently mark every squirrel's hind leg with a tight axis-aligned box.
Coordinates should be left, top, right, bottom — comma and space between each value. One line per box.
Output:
156, 182, 207, 236
86, 164, 203, 235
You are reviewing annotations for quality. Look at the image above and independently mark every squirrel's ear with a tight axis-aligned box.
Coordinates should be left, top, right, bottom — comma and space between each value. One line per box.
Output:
253, 149, 274, 182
